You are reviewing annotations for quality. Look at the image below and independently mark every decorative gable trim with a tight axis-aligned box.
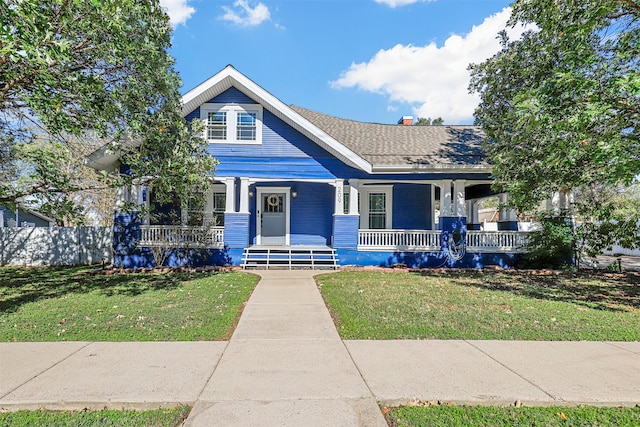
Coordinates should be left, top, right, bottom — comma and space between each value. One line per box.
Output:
182, 65, 372, 173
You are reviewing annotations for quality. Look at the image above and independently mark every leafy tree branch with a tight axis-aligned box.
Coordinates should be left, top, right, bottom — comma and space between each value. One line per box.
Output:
0, 0, 215, 223
469, 0, 640, 257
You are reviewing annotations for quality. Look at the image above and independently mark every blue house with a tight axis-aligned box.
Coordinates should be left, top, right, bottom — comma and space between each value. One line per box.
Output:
89, 65, 534, 269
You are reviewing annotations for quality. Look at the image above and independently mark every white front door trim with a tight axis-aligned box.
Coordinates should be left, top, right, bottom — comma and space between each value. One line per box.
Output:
256, 186, 291, 245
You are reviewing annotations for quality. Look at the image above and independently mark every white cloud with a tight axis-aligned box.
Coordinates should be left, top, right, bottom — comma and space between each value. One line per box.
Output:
159, 0, 195, 27
221, 0, 271, 27
375, 0, 436, 7
331, 8, 528, 123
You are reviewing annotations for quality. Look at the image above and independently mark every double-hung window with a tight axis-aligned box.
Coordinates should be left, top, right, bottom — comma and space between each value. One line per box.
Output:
207, 111, 227, 140
211, 192, 226, 226
368, 193, 387, 229
359, 186, 393, 229
201, 104, 262, 144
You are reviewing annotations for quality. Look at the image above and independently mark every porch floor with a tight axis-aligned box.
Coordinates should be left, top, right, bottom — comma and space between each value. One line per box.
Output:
242, 246, 338, 270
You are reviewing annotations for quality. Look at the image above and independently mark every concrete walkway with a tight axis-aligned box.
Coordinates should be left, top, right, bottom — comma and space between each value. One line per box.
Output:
1, 270, 639, 426
185, 270, 386, 426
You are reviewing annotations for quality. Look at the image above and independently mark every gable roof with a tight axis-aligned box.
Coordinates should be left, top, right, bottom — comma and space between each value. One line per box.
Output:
182, 65, 373, 172
88, 65, 491, 174
290, 106, 491, 174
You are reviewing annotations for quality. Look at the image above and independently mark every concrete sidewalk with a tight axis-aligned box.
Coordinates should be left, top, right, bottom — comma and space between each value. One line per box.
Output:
1, 270, 639, 426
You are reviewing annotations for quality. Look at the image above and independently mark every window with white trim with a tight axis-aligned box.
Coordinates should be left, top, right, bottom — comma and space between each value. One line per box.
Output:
368, 193, 387, 229
201, 103, 263, 144
343, 191, 350, 215
211, 192, 226, 226
359, 186, 393, 229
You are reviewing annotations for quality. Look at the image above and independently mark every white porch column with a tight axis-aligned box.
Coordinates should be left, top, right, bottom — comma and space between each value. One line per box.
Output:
466, 200, 479, 224
204, 185, 214, 225
239, 177, 250, 214
498, 193, 517, 222
348, 179, 359, 215
431, 184, 437, 229
439, 180, 452, 217
180, 205, 188, 225
546, 192, 560, 215
453, 180, 466, 217
333, 179, 344, 215
558, 191, 571, 211
130, 185, 144, 207
115, 186, 129, 209
546, 191, 574, 216
224, 177, 236, 213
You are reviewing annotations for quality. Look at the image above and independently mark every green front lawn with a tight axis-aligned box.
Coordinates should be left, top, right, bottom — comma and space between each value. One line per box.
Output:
0, 406, 190, 427
0, 266, 258, 342
387, 405, 640, 427
317, 270, 640, 340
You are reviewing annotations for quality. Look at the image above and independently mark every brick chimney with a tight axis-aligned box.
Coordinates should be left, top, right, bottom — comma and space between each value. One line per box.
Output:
397, 115, 413, 125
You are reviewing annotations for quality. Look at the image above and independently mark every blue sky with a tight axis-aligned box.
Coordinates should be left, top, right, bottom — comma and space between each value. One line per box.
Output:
160, 0, 525, 125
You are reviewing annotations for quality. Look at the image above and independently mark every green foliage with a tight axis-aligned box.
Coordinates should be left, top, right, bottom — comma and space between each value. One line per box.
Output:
469, 0, 640, 253
317, 271, 640, 341
0, 406, 191, 427
520, 214, 577, 269
0, 0, 215, 219
604, 181, 640, 218
414, 117, 444, 125
389, 405, 640, 427
0, 266, 258, 342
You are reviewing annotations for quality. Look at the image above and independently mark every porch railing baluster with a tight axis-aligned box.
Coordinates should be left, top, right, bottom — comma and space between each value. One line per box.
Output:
357, 229, 529, 253
138, 225, 224, 248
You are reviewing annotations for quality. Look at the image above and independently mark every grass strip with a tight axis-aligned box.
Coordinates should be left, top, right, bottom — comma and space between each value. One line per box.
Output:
387, 405, 640, 427
0, 406, 190, 427
0, 266, 259, 342
317, 270, 640, 340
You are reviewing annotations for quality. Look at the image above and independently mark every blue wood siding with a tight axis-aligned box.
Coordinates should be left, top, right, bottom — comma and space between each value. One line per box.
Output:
211, 108, 357, 179
187, 88, 360, 180
290, 182, 333, 245
392, 184, 432, 230
332, 215, 359, 249
336, 249, 520, 269
224, 213, 250, 248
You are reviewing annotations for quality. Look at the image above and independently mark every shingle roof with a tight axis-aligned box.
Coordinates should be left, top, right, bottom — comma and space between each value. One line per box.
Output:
290, 106, 489, 169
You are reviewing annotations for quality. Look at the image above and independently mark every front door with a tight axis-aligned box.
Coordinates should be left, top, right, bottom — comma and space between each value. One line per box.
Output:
258, 189, 289, 245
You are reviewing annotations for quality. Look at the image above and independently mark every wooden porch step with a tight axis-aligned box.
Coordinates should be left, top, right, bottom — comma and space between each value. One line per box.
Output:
242, 246, 338, 270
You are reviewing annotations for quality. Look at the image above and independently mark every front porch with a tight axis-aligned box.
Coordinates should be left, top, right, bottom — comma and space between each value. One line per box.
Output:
138, 225, 529, 254
114, 177, 549, 269
133, 224, 529, 269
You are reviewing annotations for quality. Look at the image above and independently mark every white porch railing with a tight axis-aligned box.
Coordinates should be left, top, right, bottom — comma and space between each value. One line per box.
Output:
466, 231, 529, 253
139, 225, 224, 248
358, 229, 442, 251
358, 229, 529, 253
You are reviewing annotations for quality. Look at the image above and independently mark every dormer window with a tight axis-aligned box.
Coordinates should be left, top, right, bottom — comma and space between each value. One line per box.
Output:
201, 103, 262, 144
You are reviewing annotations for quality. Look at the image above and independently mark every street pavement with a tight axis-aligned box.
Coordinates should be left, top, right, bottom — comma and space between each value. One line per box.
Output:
1, 270, 639, 426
